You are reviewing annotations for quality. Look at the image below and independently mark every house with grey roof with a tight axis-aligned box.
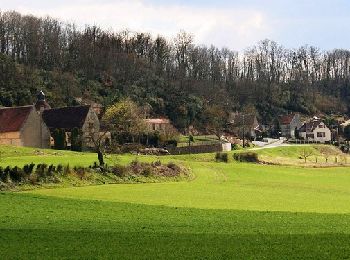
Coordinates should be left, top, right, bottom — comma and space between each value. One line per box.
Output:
299, 118, 331, 143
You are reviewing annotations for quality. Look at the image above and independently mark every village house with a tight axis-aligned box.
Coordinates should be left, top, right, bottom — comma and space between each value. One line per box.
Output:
299, 118, 331, 143
42, 106, 100, 150
144, 118, 172, 132
279, 113, 302, 138
229, 113, 260, 139
0, 106, 50, 148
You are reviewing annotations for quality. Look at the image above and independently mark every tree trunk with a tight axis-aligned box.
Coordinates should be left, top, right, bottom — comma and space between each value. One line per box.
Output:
98, 150, 104, 166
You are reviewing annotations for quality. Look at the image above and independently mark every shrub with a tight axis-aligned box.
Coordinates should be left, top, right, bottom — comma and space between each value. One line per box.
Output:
165, 139, 178, 147
9, 166, 24, 182
0, 167, 5, 182
23, 163, 35, 175
232, 144, 242, 150
57, 164, 64, 173
111, 165, 129, 177
167, 162, 181, 172
36, 164, 48, 180
47, 164, 56, 176
74, 166, 87, 180
152, 160, 162, 167
64, 164, 71, 175
215, 152, 229, 163
233, 152, 259, 163
141, 165, 153, 177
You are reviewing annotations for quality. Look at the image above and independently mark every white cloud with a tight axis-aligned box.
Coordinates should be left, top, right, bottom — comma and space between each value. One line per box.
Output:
7, 0, 271, 50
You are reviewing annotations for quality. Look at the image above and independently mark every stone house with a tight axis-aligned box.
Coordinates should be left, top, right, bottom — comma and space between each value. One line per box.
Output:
0, 106, 50, 148
299, 119, 331, 143
42, 106, 100, 150
144, 118, 172, 132
279, 113, 302, 138
229, 113, 260, 139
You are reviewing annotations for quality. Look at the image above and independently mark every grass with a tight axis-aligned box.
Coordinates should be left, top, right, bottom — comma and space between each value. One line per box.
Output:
1, 144, 350, 258
255, 144, 348, 166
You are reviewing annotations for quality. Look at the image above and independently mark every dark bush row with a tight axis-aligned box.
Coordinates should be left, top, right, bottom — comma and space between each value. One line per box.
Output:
215, 152, 229, 163
0, 160, 185, 186
233, 152, 259, 162
0, 163, 72, 184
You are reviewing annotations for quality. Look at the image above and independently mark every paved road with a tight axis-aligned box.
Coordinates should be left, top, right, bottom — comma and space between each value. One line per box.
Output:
251, 139, 290, 150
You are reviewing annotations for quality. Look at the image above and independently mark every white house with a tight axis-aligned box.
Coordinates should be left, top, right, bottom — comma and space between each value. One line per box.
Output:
299, 119, 331, 143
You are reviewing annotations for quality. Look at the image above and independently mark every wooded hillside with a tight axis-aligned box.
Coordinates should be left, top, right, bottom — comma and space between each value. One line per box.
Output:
1, 10, 350, 129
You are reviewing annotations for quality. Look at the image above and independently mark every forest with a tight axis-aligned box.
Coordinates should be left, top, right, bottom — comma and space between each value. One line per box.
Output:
1, 10, 350, 130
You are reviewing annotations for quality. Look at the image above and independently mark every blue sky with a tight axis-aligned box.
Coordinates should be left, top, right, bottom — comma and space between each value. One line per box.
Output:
2, 0, 350, 51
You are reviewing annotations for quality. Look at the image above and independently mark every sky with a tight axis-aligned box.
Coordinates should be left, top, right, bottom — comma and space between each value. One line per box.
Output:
1, 0, 350, 51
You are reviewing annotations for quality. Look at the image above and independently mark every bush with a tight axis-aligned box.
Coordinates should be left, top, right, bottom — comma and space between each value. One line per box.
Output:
23, 163, 35, 175
57, 164, 64, 173
167, 162, 181, 172
0, 167, 5, 182
111, 165, 129, 177
233, 152, 259, 163
64, 164, 71, 175
215, 152, 229, 163
165, 139, 178, 147
232, 144, 242, 150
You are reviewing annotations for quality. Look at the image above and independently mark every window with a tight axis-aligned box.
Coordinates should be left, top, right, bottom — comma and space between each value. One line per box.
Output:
319, 124, 324, 128
317, 132, 325, 138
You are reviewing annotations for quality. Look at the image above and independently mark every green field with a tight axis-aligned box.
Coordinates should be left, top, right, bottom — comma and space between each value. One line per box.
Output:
1, 145, 350, 259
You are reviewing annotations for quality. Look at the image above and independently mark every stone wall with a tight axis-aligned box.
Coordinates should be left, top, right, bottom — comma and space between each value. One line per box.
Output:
21, 109, 51, 148
81, 107, 100, 150
0, 132, 21, 146
167, 143, 226, 155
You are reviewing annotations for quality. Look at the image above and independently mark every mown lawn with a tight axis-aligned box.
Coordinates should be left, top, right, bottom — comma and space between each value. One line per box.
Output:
1, 145, 350, 259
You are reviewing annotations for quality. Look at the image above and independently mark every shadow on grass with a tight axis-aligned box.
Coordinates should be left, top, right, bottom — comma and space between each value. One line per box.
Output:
2, 229, 350, 259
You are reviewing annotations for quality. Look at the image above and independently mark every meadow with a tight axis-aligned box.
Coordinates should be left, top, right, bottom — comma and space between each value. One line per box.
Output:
1, 145, 350, 259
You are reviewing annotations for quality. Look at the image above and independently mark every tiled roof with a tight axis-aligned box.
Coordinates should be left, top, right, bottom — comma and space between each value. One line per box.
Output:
144, 118, 170, 124
299, 120, 323, 132
0, 106, 33, 133
42, 106, 90, 130
279, 114, 296, 125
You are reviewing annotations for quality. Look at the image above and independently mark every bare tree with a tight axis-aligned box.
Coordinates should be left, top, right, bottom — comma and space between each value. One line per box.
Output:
299, 148, 313, 163
319, 146, 332, 163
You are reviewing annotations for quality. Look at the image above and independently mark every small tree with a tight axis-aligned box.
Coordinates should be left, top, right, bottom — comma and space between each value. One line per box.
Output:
295, 127, 300, 139
201, 104, 227, 141
319, 146, 332, 163
299, 148, 313, 163
52, 128, 66, 150
71, 127, 82, 152
103, 99, 147, 144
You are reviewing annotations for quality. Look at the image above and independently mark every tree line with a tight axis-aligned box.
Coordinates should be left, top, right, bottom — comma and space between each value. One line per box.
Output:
1, 10, 350, 130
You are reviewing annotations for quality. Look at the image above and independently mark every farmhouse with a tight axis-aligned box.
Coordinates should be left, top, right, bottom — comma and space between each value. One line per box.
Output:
279, 113, 302, 138
42, 106, 100, 150
0, 106, 50, 148
144, 118, 172, 132
299, 118, 331, 143
229, 113, 260, 139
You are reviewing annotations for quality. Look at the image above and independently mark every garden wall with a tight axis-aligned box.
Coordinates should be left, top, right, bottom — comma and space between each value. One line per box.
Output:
168, 143, 231, 155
